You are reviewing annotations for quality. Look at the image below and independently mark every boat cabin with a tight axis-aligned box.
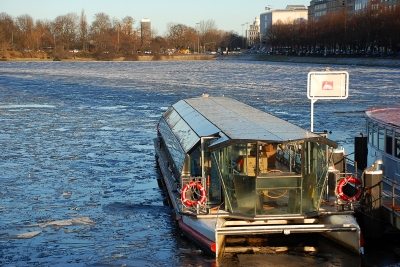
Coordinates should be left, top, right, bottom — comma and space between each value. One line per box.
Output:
365, 107, 400, 183
157, 96, 338, 217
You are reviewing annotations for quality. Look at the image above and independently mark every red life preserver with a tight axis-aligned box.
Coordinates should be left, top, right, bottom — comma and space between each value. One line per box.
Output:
181, 181, 206, 207
336, 175, 362, 202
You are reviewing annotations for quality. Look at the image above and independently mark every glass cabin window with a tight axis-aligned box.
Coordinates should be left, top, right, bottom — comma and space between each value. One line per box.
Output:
215, 141, 313, 216
372, 124, 378, 147
386, 129, 393, 156
158, 118, 186, 172
171, 118, 198, 153
258, 142, 279, 174
230, 143, 250, 175
189, 147, 202, 177
276, 143, 302, 174
395, 132, 400, 159
368, 121, 373, 146
378, 126, 385, 151
202, 138, 221, 205
302, 141, 332, 213
164, 108, 180, 129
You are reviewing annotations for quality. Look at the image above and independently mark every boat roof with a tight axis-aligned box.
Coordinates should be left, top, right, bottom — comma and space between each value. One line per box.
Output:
365, 107, 400, 129
166, 96, 337, 152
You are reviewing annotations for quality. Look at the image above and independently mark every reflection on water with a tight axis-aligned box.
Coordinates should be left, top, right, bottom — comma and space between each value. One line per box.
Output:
0, 61, 400, 266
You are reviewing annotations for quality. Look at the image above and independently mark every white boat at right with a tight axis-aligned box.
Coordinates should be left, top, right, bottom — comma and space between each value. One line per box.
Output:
360, 107, 400, 231
365, 107, 400, 182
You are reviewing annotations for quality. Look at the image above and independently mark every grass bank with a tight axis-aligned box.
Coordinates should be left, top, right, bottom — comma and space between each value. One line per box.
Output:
0, 50, 217, 62
2, 50, 398, 68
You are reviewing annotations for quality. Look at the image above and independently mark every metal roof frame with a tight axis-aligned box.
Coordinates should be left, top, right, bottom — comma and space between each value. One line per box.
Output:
165, 96, 338, 152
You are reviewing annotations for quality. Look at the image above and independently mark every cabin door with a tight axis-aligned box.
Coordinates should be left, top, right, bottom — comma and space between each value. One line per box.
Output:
201, 137, 221, 205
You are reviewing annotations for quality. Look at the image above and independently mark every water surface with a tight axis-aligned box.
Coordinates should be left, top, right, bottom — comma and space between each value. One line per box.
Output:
0, 60, 400, 266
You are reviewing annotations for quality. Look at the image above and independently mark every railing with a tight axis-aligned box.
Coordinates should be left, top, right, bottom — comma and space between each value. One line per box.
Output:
180, 176, 208, 214
342, 155, 359, 176
382, 176, 400, 225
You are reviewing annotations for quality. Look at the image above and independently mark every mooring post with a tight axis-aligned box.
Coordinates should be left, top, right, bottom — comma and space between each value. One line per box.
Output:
362, 170, 383, 239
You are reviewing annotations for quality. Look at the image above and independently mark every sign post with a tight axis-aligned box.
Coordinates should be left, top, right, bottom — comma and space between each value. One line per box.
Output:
307, 70, 349, 132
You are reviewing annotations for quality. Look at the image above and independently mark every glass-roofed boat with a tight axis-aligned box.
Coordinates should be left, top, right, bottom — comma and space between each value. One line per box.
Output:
154, 95, 364, 257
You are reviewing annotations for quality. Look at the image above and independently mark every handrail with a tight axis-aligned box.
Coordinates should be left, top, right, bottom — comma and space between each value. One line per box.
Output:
211, 152, 233, 212
382, 176, 400, 224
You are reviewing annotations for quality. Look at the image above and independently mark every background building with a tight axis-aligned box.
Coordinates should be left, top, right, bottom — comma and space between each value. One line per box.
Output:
260, 5, 308, 45
248, 16, 260, 48
308, 0, 400, 20
140, 18, 151, 46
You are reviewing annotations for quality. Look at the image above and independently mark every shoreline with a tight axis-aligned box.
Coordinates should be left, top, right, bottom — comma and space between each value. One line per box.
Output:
0, 54, 217, 62
217, 54, 400, 68
1, 53, 399, 68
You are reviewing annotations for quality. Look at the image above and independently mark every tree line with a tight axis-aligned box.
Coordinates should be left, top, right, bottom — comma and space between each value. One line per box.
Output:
0, 10, 243, 60
1, 4, 399, 60
266, 4, 400, 56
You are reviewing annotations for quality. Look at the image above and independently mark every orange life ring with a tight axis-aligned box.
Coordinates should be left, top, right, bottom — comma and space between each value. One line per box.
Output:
336, 175, 362, 202
181, 181, 206, 207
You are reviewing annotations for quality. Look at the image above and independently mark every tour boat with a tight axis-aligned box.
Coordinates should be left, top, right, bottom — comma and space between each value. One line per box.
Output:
362, 107, 400, 230
365, 107, 400, 183
154, 95, 364, 257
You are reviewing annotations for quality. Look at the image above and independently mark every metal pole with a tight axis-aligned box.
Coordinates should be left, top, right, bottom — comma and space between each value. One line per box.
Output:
196, 22, 200, 54
311, 99, 317, 132
241, 24, 244, 49
117, 25, 119, 52
245, 22, 249, 49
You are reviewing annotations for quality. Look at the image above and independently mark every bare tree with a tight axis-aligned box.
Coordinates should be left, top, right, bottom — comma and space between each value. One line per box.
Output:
121, 16, 134, 35
34, 19, 52, 51
15, 14, 34, 50
90, 13, 111, 34
80, 10, 88, 51
197, 19, 219, 52
90, 12, 112, 52
0, 12, 14, 50
119, 16, 137, 55
151, 35, 168, 56
52, 13, 78, 51
0, 27, 7, 51
166, 23, 192, 51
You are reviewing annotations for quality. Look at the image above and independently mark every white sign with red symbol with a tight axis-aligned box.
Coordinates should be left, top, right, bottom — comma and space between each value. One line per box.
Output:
307, 70, 349, 132
307, 71, 349, 99
322, 81, 333, 90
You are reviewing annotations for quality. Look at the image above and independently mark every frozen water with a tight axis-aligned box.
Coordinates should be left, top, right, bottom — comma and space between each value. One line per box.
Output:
0, 60, 400, 266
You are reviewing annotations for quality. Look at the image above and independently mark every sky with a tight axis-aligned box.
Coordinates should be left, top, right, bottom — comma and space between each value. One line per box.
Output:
1, 0, 310, 35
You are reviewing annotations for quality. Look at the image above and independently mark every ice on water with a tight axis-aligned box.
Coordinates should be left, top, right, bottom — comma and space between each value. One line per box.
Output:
0, 60, 399, 266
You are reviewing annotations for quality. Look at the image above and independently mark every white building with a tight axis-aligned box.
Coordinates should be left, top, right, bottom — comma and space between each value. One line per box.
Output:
259, 5, 308, 43
141, 18, 151, 46
248, 16, 260, 48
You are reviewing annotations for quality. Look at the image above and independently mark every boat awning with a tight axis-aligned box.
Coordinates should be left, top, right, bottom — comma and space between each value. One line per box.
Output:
365, 107, 400, 130
164, 96, 338, 153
